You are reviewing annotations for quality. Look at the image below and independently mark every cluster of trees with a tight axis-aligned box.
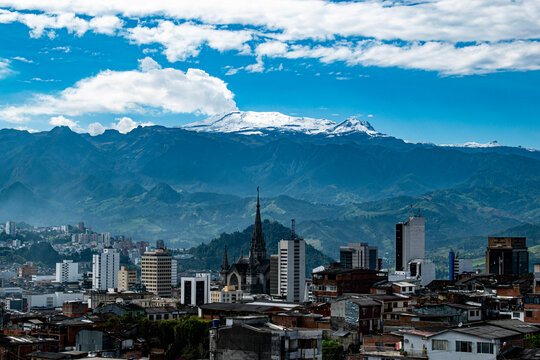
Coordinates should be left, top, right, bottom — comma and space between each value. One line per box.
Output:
105, 314, 210, 360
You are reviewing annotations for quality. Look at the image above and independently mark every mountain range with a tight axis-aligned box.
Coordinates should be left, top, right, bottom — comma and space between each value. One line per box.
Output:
0, 110, 538, 272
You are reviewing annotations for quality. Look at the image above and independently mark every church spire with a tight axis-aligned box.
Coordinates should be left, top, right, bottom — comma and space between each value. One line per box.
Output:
221, 244, 229, 272
249, 186, 266, 263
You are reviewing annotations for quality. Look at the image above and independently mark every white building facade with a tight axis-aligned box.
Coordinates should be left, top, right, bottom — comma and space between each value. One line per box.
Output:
181, 273, 210, 306
92, 248, 120, 290
5, 221, 15, 236
396, 215, 425, 271
56, 260, 79, 283
278, 238, 306, 303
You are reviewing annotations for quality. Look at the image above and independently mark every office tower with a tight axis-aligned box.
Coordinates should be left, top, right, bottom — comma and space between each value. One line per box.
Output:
395, 212, 425, 271
340, 242, 378, 270
278, 226, 306, 303
55, 260, 79, 283
449, 251, 473, 280
181, 273, 210, 306
78, 222, 85, 232
156, 239, 165, 249
141, 248, 172, 297
486, 237, 529, 276
269, 254, 279, 296
92, 248, 120, 290
5, 221, 16, 236
171, 259, 178, 286
118, 266, 137, 291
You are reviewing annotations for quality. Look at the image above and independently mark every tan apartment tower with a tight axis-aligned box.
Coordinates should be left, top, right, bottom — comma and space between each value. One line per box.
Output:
118, 266, 137, 291
141, 248, 172, 297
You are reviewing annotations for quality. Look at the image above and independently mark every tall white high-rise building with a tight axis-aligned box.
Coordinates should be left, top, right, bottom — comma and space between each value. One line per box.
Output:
5, 221, 16, 236
55, 260, 79, 283
395, 213, 425, 271
92, 248, 120, 290
278, 236, 306, 303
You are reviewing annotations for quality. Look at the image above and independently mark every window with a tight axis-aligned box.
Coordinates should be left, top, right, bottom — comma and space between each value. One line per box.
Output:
432, 339, 448, 351
456, 341, 472, 353
526, 311, 533, 318
477, 342, 494, 354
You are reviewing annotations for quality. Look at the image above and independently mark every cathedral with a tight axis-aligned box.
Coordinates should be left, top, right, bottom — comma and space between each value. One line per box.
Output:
220, 188, 270, 293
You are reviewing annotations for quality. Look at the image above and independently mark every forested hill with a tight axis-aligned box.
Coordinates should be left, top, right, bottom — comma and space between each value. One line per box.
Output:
181, 220, 334, 273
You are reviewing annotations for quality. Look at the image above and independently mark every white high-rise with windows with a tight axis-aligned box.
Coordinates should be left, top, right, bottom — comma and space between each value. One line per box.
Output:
92, 248, 120, 290
55, 260, 79, 283
5, 221, 15, 236
395, 213, 425, 271
278, 236, 306, 303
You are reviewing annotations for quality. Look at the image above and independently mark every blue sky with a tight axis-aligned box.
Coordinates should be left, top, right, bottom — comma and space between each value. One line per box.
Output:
0, 1, 539, 148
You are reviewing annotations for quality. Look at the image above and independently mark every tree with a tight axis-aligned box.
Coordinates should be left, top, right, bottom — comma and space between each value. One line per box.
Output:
323, 340, 344, 360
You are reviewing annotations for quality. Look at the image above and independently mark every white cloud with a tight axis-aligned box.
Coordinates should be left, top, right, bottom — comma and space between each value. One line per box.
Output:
275, 40, 540, 75
0, 9, 123, 37
127, 21, 252, 62
138, 56, 161, 71
87, 122, 106, 136
110, 116, 153, 133
0, 0, 539, 75
0, 59, 12, 79
1, 0, 538, 43
0, 58, 237, 123
49, 115, 79, 129
14, 126, 38, 133
12, 56, 33, 63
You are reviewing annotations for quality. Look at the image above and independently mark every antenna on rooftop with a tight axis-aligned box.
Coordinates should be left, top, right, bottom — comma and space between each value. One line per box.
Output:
410, 204, 413, 217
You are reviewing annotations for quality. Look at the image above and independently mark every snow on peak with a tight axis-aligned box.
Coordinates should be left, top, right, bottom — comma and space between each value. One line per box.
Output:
440, 140, 502, 148
182, 111, 381, 137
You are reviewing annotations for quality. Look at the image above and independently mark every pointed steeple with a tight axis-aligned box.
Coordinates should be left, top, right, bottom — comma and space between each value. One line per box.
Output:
221, 244, 229, 272
249, 186, 266, 263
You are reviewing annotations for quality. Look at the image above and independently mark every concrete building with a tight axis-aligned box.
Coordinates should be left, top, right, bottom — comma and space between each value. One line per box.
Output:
395, 213, 425, 271
269, 254, 279, 296
118, 266, 137, 291
171, 259, 178, 286
24, 291, 84, 309
55, 260, 79, 283
312, 268, 388, 303
209, 316, 322, 360
402, 320, 539, 360
330, 296, 383, 335
450, 251, 474, 280
278, 235, 306, 303
210, 285, 243, 303
407, 258, 436, 286
92, 248, 120, 290
19, 262, 36, 279
5, 220, 15, 236
340, 242, 378, 270
181, 273, 210, 306
486, 237, 529, 276
141, 248, 172, 297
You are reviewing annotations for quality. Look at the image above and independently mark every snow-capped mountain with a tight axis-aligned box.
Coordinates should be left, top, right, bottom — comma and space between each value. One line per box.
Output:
182, 111, 381, 137
439, 141, 502, 148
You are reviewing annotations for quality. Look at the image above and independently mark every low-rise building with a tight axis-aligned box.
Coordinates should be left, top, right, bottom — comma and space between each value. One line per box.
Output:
312, 268, 387, 303
209, 316, 323, 360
